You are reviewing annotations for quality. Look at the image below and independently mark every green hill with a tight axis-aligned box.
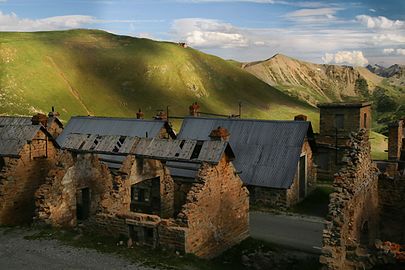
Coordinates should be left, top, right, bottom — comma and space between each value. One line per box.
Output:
0, 29, 318, 129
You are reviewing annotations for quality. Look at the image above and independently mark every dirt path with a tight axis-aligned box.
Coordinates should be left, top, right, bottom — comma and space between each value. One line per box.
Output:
46, 56, 92, 115
0, 227, 155, 270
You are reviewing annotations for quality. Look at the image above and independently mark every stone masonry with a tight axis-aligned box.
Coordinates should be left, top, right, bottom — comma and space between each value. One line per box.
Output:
320, 129, 380, 270
0, 129, 58, 225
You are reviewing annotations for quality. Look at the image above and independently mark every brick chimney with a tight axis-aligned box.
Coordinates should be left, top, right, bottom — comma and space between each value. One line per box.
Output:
189, 102, 200, 117
388, 119, 404, 161
154, 110, 167, 121
136, 108, 144, 119
294, 114, 308, 121
31, 113, 48, 127
209, 126, 230, 141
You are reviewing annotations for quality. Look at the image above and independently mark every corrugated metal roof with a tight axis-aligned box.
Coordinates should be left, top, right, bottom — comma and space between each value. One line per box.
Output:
0, 125, 42, 157
61, 134, 229, 165
57, 116, 166, 146
134, 138, 229, 164
0, 116, 32, 126
62, 134, 140, 155
177, 117, 311, 189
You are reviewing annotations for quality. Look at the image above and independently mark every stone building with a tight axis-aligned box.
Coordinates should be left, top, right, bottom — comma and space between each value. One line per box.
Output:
0, 120, 60, 225
321, 129, 405, 270
36, 118, 249, 258
316, 102, 372, 180
175, 116, 316, 209
387, 119, 404, 162
0, 111, 63, 139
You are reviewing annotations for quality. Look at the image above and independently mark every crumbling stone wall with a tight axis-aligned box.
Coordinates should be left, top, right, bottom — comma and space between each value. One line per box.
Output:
378, 172, 405, 243
0, 132, 58, 225
36, 153, 114, 227
176, 156, 250, 258
320, 129, 380, 270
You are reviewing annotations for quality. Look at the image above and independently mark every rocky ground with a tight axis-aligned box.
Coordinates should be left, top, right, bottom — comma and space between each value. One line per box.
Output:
0, 227, 155, 270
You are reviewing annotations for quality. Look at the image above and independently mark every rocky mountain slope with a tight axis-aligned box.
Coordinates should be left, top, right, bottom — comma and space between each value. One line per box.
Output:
242, 54, 383, 106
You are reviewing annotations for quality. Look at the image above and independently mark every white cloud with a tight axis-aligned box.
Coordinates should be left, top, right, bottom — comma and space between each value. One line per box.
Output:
0, 11, 95, 31
383, 48, 395, 54
322, 51, 368, 66
171, 18, 249, 48
356, 15, 404, 30
397, 49, 405, 56
382, 48, 405, 56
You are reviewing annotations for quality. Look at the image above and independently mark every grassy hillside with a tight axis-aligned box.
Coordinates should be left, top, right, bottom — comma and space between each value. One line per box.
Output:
0, 29, 319, 130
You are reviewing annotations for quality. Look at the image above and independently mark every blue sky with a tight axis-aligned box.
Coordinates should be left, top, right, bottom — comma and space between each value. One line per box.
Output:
1, 0, 405, 65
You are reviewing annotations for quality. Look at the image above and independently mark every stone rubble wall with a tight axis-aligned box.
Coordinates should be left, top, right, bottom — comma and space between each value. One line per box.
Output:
378, 172, 405, 243
176, 156, 250, 258
0, 133, 58, 225
35, 153, 114, 227
320, 129, 380, 270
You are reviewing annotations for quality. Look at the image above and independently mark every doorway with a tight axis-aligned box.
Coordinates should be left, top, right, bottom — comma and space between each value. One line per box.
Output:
299, 155, 307, 200
76, 188, 90, 220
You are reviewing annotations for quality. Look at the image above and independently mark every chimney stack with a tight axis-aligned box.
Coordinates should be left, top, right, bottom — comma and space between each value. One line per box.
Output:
48, 106, 60, 118
294, 114, 308, 121
388, 119, 404, 161
209, 126, 230, 141
31, 113, 48, 127
189, 102, 200, 117
136, 109, 144, 119
154, 110, 167, 121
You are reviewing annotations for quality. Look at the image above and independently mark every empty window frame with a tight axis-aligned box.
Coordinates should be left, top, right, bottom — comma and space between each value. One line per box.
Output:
335, 114, 344, 129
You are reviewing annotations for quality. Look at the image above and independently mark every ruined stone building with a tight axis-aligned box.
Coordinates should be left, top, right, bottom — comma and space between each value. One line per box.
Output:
175, 116, 317, 209
321, 128, 405, 270
0, 116, 60, 225
35, 118, 249, 258
316, 102, 372, 180
387, 119, 404, 162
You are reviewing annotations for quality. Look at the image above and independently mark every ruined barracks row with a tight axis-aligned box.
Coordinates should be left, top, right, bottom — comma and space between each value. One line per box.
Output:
0, 113, 62, 225
176, 116, 317, 209
34, 116, 249, 258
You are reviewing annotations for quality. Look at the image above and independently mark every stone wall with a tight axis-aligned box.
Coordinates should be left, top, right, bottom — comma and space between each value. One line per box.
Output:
378, 173, 405, 243
35, 152, 114, 227
176, 156, 250, 258
320, 129, 380, 270
0, 131, 58, 225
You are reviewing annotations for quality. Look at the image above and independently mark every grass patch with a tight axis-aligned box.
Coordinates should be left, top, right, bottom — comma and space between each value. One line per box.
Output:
23, 227, 321, 270
291, 185, 334, 218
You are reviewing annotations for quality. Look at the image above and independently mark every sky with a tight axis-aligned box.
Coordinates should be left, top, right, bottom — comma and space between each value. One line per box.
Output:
0, 0, 405, 66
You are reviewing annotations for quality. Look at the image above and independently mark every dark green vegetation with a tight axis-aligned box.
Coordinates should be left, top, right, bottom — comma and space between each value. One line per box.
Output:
291, 185, 334, 218
0, 29, 318, 128
23, 226, 320, 270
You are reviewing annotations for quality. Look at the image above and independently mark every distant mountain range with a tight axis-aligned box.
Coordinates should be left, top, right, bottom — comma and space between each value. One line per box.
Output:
366, 64, 405, 79
240, 53, 383, 106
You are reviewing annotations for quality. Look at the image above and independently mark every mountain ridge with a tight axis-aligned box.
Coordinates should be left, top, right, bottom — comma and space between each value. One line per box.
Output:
241, 53, 383, 106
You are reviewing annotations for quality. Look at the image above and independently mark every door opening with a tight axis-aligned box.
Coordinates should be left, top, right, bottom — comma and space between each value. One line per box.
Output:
299, 155, 307, 200
76, 188, 90, 220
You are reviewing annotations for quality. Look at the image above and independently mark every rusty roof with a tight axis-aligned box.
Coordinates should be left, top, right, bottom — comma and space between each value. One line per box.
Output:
177, 117, 313, 189
0, 125, 44, 157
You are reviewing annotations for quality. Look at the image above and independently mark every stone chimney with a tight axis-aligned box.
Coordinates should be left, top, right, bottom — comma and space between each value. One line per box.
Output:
189, 102, 200, 117
31, 113, 48, 127
209, 126, 230, 141
388, 119, 404, 161
294, 114, 308, 121
154, 110, 167, 121
48, 106, 60, 118
136, 109, 144, 119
